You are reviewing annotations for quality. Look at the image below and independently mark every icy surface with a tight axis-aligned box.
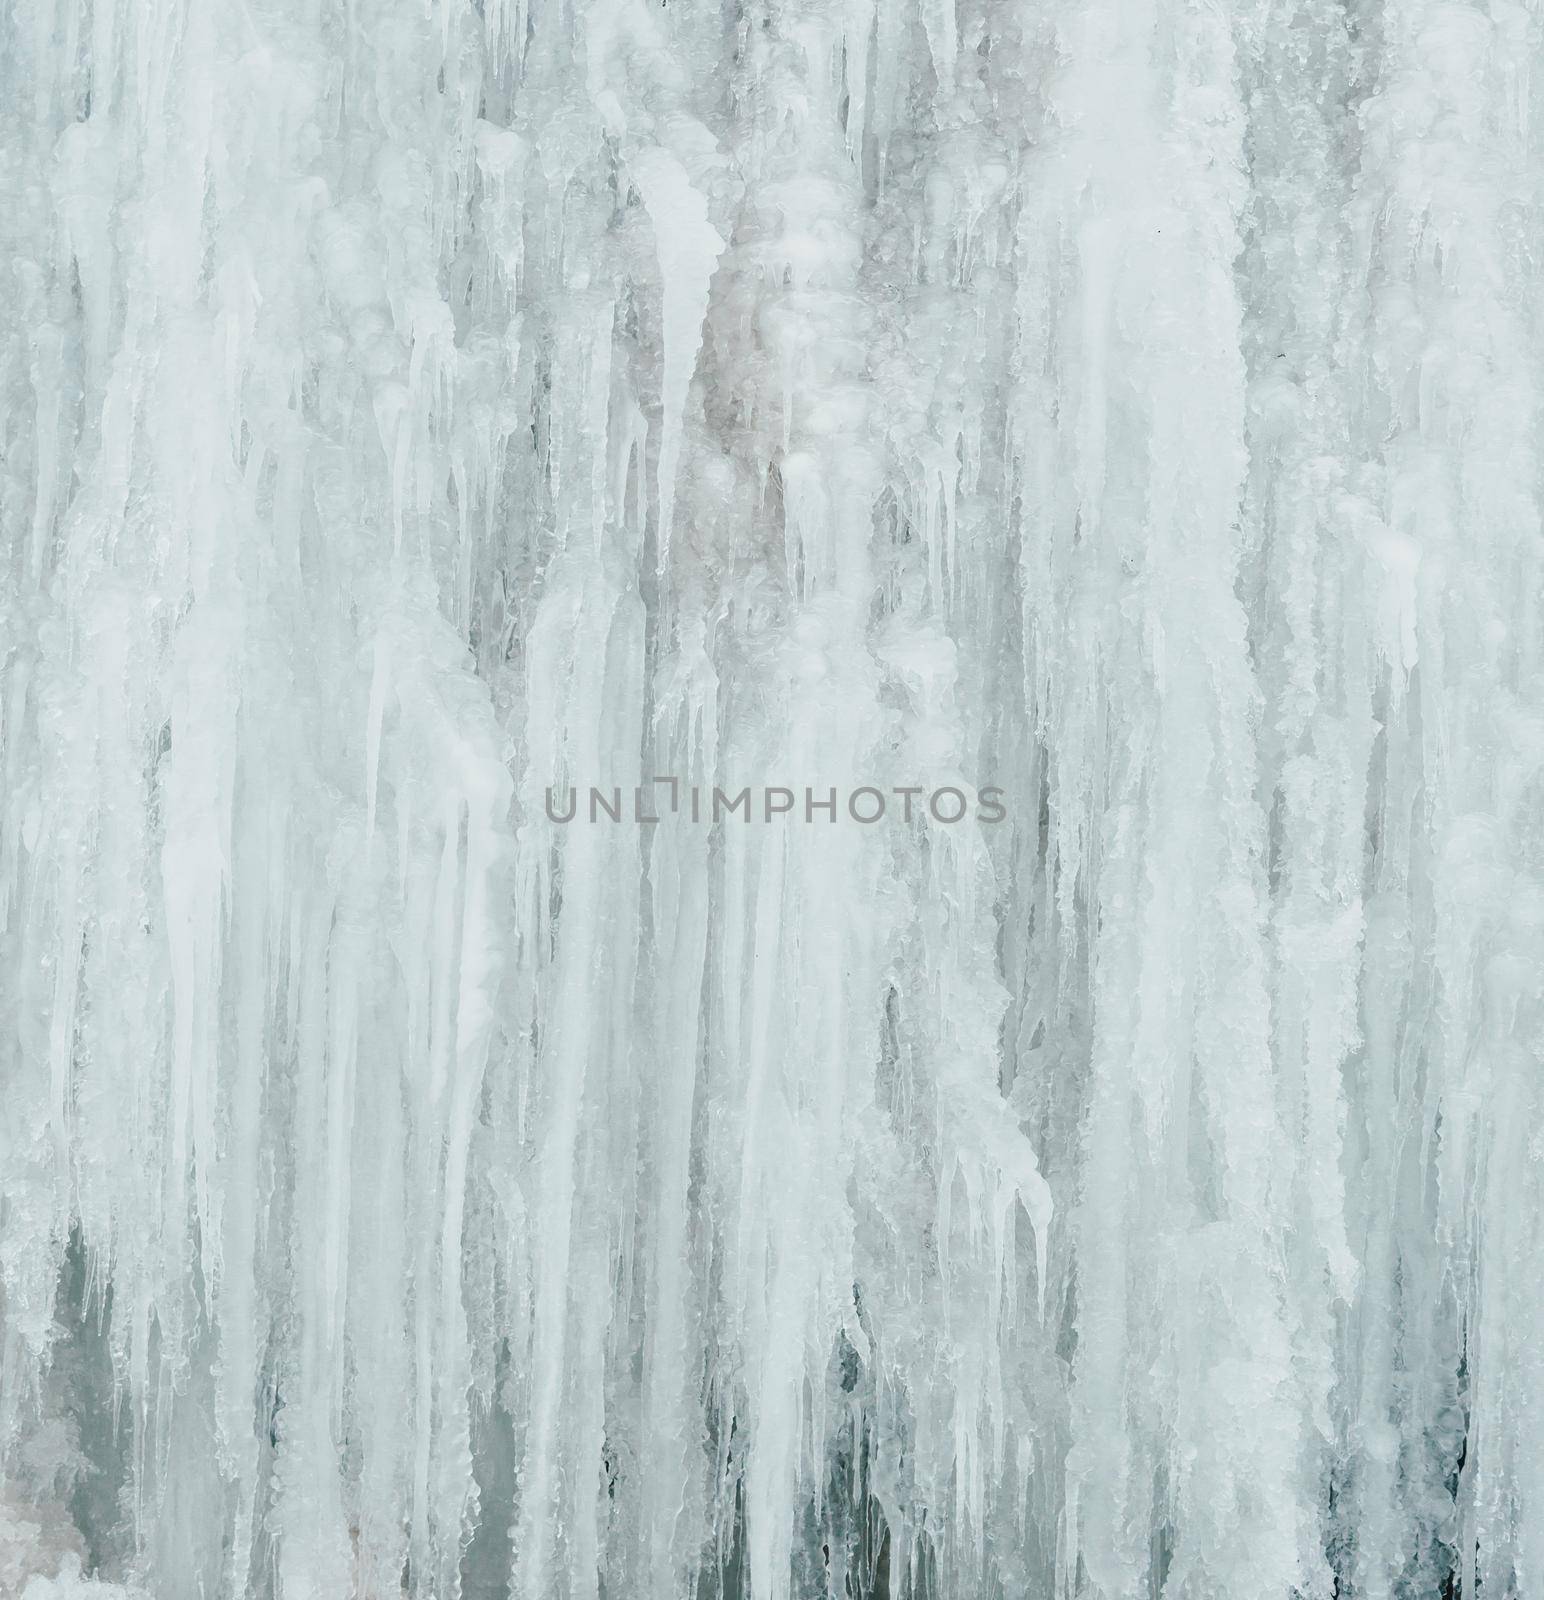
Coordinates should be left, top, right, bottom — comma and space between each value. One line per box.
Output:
2, 0, 1544, 1596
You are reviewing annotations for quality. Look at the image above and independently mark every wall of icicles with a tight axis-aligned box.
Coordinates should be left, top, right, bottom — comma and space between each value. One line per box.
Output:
3, 0, 1544, 1592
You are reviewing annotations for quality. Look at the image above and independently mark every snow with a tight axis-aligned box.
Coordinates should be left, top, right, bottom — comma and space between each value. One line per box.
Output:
2, 0, 1544, 1595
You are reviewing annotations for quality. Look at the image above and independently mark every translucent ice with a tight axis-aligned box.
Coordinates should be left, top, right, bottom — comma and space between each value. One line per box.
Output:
2, 0, 1543, 1596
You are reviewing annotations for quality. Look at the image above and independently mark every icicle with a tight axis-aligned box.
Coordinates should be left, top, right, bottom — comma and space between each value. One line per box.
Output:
3, 0, 1544, 1594
629, 143, 725, 576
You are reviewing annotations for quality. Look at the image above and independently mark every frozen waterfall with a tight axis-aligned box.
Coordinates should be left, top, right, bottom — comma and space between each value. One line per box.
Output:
3, 0, 1544, 1594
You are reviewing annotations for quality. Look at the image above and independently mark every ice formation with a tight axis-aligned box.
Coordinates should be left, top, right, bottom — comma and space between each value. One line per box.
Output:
2, 0, 1543, 1594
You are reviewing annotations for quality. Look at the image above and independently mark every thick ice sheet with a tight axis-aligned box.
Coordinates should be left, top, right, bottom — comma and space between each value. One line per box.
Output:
2, 0, 1543, 1596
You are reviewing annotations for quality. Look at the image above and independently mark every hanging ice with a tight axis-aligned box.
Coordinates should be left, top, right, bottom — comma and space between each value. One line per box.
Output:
3, 0, 1544, 1595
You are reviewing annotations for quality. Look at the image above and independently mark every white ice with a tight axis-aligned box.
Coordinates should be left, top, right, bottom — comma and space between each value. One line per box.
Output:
2, 0, 1544, 1596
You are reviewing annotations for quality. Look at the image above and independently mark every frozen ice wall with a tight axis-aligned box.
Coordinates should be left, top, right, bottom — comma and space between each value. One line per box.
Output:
2, 0, 1543, 1593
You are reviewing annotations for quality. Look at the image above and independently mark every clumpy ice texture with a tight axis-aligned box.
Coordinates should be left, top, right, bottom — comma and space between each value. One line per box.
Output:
2, 0, 1543, 1596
